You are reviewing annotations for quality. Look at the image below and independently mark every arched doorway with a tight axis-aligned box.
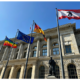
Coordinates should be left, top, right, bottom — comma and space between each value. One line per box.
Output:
27, 68, 32, 78
55, 65, 60, 78
67, 64, 78, 79
16, 68, 21, 78
6, 69, 11, 78
39, 66, 45, 78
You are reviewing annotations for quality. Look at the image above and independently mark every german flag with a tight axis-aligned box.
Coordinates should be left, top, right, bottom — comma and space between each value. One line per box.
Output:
34, 23, 47, 42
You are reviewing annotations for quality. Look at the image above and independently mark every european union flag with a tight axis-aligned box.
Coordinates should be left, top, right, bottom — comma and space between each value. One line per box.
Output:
17, 30, 34, 44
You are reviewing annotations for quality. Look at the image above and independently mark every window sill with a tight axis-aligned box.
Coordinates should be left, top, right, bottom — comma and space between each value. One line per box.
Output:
30, 56, 36, 58
39, 56, 48, 58
65, 52, 75, 56
50, 55, 60, 57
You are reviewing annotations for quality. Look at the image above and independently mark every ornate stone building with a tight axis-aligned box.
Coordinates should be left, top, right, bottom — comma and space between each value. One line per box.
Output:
0, 23, 80, 79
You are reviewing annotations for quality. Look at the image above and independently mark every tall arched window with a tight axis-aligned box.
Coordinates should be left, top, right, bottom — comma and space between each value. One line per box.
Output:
55, 65, 60, 78
15, 49, 19, 59
39, 66, 45, 78
0, 68, 2, 75
27, 68, 32, 78
23, 52, 26, 58
23, 47, 27, 58
16, 68, 21, 78
32, 46, 37, 57
7, 69, 11, 78
42, 45, 47, 56
67, 64, 78, 79
52, 43, 59, 55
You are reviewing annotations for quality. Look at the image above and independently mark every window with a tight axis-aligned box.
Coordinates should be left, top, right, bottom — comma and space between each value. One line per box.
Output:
27, 68, 32, 78
24, 48, 27, 50
33, 46, 37, 49
23, 52, 26, 58
42, 45, 47, 56
32, 46, 37, 57
43, 45, 47, 48
53, 43, 58, 46
23, 47, 27, 58
42, 49, 47, 56
67, 64, 78, 79
55, 65, 60, 78
7, 69, 11, 78
14, 49, 19, 59
53, 48, 59, 55
0, 68, 2, 74
65, 45, 72, 53
15, 53, 18, 59
39, 66, 45, 78
52, 43, 59, 55
17, 49, 19, 52
32, 51, 36, 57
16, 68, 21, 78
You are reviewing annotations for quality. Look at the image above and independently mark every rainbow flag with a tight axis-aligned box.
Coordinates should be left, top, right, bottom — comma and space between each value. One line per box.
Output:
3, 37, 17, 48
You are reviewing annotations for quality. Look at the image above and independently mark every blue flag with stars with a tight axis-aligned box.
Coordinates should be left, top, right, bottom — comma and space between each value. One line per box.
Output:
17, 30, 34, 44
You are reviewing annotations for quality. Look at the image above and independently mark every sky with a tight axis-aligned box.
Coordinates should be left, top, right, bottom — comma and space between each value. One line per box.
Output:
0, 1, 80, 41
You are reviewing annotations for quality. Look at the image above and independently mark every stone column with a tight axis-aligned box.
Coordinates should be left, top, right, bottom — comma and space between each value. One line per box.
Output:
17, 44, 23, 59
47, 37, 50, 57
1, 47, 9, 61
9, 65, 15, 79
0, 66, 5, 78
19, 64, 25, 79
60, 35, 65, 56
31, 63, 36, 79
36, 38, 40, 57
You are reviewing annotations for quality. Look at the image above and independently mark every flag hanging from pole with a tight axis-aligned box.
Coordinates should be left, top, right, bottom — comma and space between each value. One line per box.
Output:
17, 30, 34, 44
3, 37, 17, 48
58, 9, 80, 20
34, 23, 47, 42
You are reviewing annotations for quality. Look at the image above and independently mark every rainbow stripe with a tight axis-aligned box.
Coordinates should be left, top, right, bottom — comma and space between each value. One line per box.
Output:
3, 37, 17, 48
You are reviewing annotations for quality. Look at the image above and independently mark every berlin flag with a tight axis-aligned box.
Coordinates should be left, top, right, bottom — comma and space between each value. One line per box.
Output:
58, 9, 80, 20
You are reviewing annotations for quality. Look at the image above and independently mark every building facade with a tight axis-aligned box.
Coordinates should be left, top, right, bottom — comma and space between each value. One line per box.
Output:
0, 23, 80, 79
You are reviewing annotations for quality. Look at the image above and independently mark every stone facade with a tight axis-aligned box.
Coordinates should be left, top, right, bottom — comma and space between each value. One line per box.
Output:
0, 23, 80, 79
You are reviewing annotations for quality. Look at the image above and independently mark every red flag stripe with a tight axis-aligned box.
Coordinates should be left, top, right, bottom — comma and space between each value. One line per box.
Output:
59, 16, 80, 20
58, 9, 80, 13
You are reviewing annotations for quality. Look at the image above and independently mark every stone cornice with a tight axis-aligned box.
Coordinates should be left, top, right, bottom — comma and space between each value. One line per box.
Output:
1, 54, 80, 64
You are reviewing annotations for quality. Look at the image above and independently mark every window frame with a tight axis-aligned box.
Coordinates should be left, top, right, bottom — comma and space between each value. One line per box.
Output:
23, 52, 26, 58
51, 42, 59, 56
42, 44, 47, 56
65, 45, 72, 54
23, 47, 27, 58
31, 46, 37, 57
39, 66, 45, 78
67, 64, 78, 79
0, 68, 2, 75
32, 51, 36, 57
42, 49, 47, 56
14, 48, 19, 59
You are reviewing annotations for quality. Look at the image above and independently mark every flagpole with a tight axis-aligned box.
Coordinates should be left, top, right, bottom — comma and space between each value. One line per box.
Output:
2, 30, 18, 78
23, 20, 34, 78
56, 8, 65, 78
